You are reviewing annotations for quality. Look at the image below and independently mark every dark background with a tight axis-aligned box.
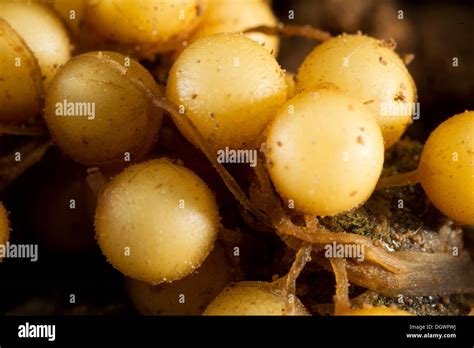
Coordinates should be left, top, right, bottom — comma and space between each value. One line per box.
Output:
0, 0, 473, 316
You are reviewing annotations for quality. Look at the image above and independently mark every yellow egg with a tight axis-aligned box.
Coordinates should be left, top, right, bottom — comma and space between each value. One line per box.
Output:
284, 71, 296, 99
95, 159, 220, 284
0, 19, 43, 124
265, 85, 384, 216
0, 1, 72, 87
44, 51, 163, 167
296, 34, 417, 148
85, 0, 205, 52
188, 0, 279, 56
338, 305, 413, 316
418, 111, 474, 225
0, 202, 9, 251
203, 281, 309, 315
167, 33, 287, 150
125, 243, 232, 315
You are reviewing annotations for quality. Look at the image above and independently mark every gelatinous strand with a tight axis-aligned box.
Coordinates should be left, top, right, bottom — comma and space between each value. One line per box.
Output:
249, 166, 408, 274
314, 251, 474, 297
244, 23, 332, 42
330, 258, 351, 314
376, 169, 419, 189
351, 252, 474, 297
156, 98, 272, 226
276, 214, 407, 274
305, 225, 474, 297
280, 243, 312, 315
